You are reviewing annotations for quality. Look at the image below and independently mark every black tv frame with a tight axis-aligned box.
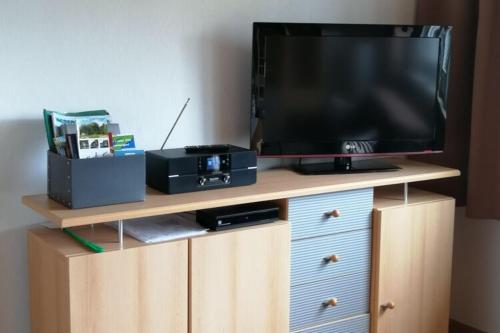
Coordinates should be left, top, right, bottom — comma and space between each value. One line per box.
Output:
250, 23, 452, 173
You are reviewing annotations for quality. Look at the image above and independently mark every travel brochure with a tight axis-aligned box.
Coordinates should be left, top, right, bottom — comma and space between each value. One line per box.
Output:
76, 117, 111, 158
43, 109, 144, 159
112, 134, 135, 151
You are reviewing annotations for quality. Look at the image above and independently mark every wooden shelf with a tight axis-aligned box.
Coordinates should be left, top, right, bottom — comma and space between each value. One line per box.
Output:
28, 224, 144, 257
374, 186, 454, 210
22, 158, 459, 228
28, 220, 289, 257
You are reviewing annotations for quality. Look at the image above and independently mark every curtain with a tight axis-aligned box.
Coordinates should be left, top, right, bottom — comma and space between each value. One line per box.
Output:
415, 0, 500, 218
466, 0, 500, 219
413, 0, 478, 206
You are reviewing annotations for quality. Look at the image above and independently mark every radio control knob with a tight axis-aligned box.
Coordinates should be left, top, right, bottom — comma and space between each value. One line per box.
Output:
198, 177, 207, 186
223, 175, 231, 183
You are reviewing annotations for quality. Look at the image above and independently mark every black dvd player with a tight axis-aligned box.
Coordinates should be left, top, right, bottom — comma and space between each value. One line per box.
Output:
196, 202, 280, 230
146, 145, 257, 194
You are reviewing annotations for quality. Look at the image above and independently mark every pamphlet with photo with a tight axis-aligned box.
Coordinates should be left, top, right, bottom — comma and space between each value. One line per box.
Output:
76, 117, 112, 158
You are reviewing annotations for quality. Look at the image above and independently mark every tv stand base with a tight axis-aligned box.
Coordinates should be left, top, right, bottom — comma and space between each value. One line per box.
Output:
294, 157, 400, 175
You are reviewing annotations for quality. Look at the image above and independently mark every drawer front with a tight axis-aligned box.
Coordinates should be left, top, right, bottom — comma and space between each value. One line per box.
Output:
295, 314, 370, 333
290, 273, 370, 331
289, 188, 373, 240
291, 229, 371, 286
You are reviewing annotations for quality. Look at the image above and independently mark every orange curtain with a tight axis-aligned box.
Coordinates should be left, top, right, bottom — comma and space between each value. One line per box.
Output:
466, 0, 500, 219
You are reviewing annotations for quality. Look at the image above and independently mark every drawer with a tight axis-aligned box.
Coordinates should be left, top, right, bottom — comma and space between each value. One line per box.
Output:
289, 188, 373, 240
291, 229, 371, 286
290, 273, 370, 331
294, 314, 370, 333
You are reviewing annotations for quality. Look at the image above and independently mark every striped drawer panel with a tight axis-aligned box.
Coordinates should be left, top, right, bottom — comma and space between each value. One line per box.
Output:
290, 273, 370, 331
294, 314, 370, 333
291, 229, 371, 286
289, 188, 373, 240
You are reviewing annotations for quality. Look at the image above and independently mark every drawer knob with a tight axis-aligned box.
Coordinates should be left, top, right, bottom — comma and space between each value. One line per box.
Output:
329, 209, 341, 218
325, 254, 340, 263
381, 301, 396, 310
323, 298, 338, 307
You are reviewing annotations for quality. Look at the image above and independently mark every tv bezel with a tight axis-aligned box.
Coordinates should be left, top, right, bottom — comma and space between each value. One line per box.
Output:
250, 23, 452, 158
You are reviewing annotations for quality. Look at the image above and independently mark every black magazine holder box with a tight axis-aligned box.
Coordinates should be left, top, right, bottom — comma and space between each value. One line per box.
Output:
47, 151, 145, 209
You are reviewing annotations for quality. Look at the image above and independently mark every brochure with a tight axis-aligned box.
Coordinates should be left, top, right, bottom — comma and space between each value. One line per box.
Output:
43, 109, 109, 152
76, 117, 112, 159
112, 134, 136, 151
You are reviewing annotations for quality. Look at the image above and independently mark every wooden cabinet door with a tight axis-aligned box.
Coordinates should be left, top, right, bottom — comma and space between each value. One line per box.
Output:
68, 240, 188, 333
189, 222, 290, 333
371, 199, 455, 333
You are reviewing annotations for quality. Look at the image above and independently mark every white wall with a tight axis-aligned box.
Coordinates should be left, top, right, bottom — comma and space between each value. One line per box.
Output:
451, 208, 500, 332
0, 1, 416, 331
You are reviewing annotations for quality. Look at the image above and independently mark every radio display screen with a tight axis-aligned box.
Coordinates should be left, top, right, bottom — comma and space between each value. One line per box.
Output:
206, 155, 221, 172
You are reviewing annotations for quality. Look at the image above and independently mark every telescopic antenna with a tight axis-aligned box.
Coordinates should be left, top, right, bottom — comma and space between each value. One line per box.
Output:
160, 97, 191, 150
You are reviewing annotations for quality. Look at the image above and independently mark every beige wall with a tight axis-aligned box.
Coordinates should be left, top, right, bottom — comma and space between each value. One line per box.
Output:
0, 1, 416, 332
451, 208, 500, 332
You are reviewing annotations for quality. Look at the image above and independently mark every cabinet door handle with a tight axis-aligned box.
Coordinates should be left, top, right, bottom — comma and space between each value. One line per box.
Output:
323, 298, 338, 307
327, 209, 341, 218
324, 254, 340, 263
381, 301, 396, 310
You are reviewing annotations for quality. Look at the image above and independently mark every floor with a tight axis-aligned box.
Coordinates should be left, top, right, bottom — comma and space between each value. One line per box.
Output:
450, 320, 486, 333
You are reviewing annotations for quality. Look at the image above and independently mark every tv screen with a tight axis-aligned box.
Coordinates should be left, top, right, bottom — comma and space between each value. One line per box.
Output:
251, 23, 452, 157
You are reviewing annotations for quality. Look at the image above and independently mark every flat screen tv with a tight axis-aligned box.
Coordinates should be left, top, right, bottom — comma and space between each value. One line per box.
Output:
250, 23, 452, 173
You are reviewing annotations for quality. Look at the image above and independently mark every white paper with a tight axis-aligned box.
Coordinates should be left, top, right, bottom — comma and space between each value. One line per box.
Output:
108, 214, 207, 243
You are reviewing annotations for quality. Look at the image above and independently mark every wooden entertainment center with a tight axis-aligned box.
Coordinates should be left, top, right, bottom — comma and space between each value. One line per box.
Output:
23, 158, 459, 333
